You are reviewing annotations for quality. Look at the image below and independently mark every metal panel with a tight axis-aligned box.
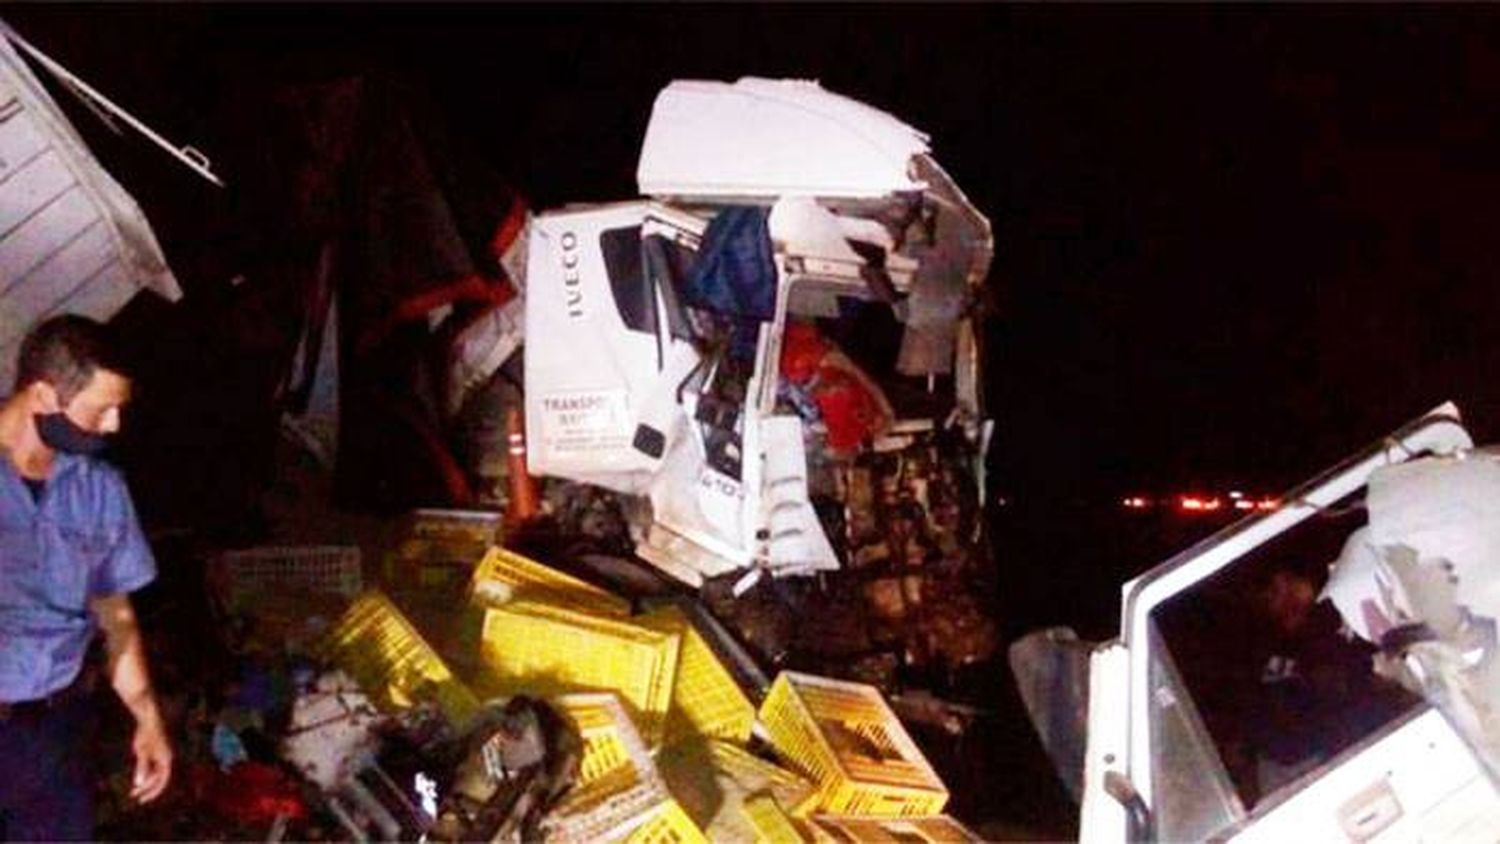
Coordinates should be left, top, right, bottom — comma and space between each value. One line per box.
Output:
0, 30, 179, 388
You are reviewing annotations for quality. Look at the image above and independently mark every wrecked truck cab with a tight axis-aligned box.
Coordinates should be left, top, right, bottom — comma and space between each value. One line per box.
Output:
523, 201, 708, 493
1030, 402, 1500, 842
639, 78, 994, 431
524, 77, 993, 587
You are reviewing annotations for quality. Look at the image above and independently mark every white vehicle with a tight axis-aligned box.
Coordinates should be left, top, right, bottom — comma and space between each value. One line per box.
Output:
1017, 402, 1500, 842
525, 78, 992, 587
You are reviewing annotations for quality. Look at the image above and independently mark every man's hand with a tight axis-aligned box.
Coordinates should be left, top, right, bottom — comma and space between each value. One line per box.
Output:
130, 717, 173, 803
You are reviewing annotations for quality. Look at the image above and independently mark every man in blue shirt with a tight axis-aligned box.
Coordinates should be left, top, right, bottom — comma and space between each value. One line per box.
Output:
0, 315, 172, 840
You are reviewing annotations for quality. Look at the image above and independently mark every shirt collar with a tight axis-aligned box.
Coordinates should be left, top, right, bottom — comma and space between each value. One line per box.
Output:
0, 448, 88, 484
49, 450, 86, 481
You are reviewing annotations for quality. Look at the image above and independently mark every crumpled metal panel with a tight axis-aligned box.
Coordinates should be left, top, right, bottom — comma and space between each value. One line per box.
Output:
0, 33, 179, 387
1366, 453, 1500, 624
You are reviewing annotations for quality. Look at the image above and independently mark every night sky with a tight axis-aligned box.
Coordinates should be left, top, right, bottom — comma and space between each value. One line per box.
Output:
10, 3, 1500, 503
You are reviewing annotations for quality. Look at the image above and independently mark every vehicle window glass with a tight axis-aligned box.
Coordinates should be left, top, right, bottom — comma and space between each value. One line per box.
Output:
641, 231, 697, 341
1153, 504, 1420, 809
600, 225, 653, 334
1148, 621, 1246, 841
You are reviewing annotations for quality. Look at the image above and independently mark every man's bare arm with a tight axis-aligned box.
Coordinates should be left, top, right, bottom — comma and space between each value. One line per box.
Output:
91, 593, 172, 802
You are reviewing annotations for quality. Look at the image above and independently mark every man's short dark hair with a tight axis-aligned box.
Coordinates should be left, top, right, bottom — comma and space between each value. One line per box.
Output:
14, 315, 127, 402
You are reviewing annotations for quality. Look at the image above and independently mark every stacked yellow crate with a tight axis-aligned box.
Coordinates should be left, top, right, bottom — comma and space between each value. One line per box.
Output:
741, 794, 808, 844
319, 590, 481, 727
759, 672, 949, 818
653, 739, 818, 843
463, 551, 967, 838
637, 606, 756, 746
623, 800, 710, 844
706, 741, 819, 818
382, 509, 501, 592
806, 815, 982, 842
544, 693, 707, 844
469, 546, 631, 616
477, 600, 681, 744
556, 693, 654, 787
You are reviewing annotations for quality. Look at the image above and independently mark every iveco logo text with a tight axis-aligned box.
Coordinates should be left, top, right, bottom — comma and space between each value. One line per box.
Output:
560, 231, 584, 319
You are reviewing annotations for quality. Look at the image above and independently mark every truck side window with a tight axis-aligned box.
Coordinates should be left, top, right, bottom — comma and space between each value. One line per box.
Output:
1153, 509, 1421, 812
600, 225, 653, 335
1148, 621, 1247, 840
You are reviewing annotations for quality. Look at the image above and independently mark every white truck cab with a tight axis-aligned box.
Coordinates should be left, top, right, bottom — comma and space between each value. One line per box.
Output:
524, 78, 993, 587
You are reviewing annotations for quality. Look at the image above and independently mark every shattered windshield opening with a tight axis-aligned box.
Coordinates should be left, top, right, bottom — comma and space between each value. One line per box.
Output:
1153, 494, 1422, 811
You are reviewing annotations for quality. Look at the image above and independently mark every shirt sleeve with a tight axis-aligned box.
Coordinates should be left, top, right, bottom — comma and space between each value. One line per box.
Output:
92, 470, 156, 596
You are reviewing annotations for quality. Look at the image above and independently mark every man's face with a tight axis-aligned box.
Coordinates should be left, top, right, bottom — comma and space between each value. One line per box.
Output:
1265, 571, 1316, 634
47, 368, 132, 435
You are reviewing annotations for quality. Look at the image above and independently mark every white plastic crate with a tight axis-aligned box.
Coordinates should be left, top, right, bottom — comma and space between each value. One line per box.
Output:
216, 545, 363, 609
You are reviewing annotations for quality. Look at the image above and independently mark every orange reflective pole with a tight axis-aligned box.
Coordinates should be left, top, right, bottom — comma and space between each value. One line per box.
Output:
504, 407, 540, 530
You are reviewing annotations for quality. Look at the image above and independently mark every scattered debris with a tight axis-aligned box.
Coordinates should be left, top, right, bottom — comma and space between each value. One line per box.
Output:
96, 77, 996, 841
126, 534, 981, 840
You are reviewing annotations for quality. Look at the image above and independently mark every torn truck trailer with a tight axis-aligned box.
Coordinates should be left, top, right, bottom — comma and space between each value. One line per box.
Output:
0, 30, 182, 387
1018, 403, 1500, 843
524, 77, 993, 586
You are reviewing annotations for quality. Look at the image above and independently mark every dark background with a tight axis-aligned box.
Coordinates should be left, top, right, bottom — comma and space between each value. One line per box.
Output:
7, 4, 1499, 832
12, 4, 1496, 507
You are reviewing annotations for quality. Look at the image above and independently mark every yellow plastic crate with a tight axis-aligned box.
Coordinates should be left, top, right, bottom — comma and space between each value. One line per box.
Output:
542, 697, 689, 844
707, 741, 819, 818
477, 601, 680, 744
743, 794, 808, 844
546, 786, 705, 844
759, 672, 948, 818
409, 507, 504, 542
382, 536, 491, 591
555, 693, 653, 788
637, 607, 756, 746
320, 591, 480, 727
544, 764, 667, 843
469, 546, 630, 616
655, 740, 818, 843
807, 815, 981, 843
624, 800, 709, 844
380, 508, 501, 589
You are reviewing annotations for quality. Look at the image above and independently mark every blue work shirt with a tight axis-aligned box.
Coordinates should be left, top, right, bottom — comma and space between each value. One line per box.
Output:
0, 451, 155, 702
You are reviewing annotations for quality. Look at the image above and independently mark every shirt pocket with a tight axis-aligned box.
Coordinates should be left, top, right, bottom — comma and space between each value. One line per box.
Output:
0, 525, 44, 601
51, 524, 113, 610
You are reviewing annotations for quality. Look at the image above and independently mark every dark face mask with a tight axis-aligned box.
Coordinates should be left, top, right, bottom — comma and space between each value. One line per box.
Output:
34, 412, 110, 456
